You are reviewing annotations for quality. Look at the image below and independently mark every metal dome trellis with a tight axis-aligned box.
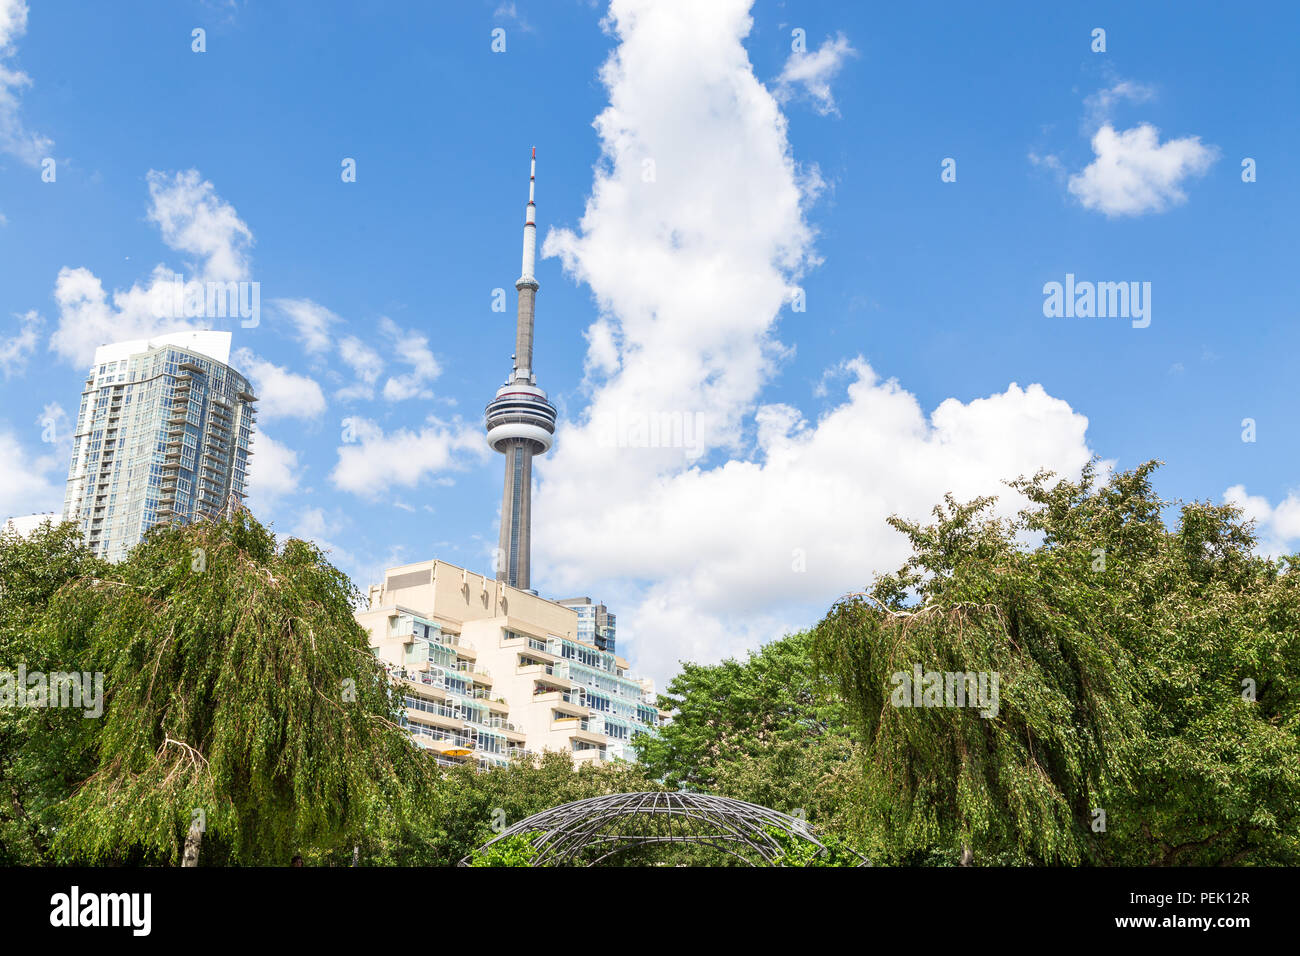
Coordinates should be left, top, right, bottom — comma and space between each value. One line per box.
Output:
459, 791, 867, 866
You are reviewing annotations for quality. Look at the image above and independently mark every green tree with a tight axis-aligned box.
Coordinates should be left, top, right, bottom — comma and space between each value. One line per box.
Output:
762, 825, 860, 866
0, 520, 106, 864
634, 631, 867, 848
812, 461, 1300, 865
46, 512, 437, 865
365, 750, 657, 866
467, 833, 538, 867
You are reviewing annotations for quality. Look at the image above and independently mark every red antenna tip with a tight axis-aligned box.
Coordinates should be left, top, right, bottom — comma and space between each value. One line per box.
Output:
532, 146, 536, 159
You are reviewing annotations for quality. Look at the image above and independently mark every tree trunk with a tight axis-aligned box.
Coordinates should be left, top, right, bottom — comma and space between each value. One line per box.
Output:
351, 844, 360, 867
959, 845, 973, 866
181, 817, 202, 867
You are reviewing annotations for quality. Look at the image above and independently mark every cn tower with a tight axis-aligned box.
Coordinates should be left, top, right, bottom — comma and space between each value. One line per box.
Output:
484, 148, 558, 591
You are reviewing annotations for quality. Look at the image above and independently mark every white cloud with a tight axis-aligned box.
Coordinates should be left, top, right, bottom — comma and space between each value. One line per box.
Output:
36, 399, 69, 446
0, 427, 61, 519
378, 317, 441, 402
232, 348, 326, 422
336, 334, 384, 401
272, 298, 339, 356
1028, 151, 1064, 176
331, 415, 483, 497
0, 0, 53, 166
531, 0, 1096, 685
1082, 80, 1155, 130
145, 169, 253, 282
48, 170, 254, 367
1068, 122, 1217, 217
540, 362, 1096, 682
0, 308, 40, 376
773, 30, 855, 117
1223, 485, 1300, 557
290, 510, 380, 583
291, 505, 337, 541
494, 2, 534, 32
244, 430, 301, 518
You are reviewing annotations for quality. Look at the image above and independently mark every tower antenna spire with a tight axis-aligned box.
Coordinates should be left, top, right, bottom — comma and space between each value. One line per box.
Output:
484, 148, 558, 591
514, 147, 539, 379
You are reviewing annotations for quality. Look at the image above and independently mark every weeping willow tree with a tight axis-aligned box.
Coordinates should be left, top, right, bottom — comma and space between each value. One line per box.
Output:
47, 512, 437, 865
813, 461, 1300, 866
0, 520, 106, 864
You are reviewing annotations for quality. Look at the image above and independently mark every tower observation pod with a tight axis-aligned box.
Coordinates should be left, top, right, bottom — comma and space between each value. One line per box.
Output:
484, 148, 558, 591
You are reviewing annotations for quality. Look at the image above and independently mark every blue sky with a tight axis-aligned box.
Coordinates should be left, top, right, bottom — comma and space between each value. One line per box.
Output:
1, 0, 1296, 684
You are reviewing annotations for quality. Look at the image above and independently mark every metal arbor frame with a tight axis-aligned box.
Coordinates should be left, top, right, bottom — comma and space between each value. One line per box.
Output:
459, 791, 866, 866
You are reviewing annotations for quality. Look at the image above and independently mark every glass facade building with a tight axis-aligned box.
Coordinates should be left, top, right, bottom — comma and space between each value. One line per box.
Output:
62, 331, 257, 563
557, 597, 617, 653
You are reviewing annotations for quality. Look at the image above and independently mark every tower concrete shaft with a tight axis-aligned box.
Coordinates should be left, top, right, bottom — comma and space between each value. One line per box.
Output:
497, 439, 534, 590
485, 149, 557, 592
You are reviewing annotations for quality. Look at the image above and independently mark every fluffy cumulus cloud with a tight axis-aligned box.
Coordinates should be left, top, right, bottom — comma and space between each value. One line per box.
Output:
48, 170, 254, 367
1068, 123, 1217, 217
0, 426, 62, 519
146, 169, 253, 281
0, 308, 41, 376
773, 30, 855, 117
287, 506, 358, 568
1223, 485, 1300, 557
233, 347, 326, 422
244, 430, 301, 517
330, 415, 484, 497
532, 0, 1097, 683
1063, 81, 1217, 217
0, 0, 53, 166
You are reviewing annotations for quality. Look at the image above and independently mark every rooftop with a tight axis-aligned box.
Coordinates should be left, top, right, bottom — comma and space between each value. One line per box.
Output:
90, 330, 233, 368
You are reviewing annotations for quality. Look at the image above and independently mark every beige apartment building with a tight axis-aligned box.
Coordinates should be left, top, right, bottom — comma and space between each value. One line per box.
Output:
357, 559, 665, 769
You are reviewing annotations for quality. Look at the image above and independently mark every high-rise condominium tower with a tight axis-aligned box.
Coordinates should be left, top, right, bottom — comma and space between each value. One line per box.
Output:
62, 330, 258, 562
484, 149, 557, 591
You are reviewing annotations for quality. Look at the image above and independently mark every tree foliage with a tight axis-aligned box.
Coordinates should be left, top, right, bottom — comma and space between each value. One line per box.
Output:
813, 461, 1300, 865
634, 631, 867, 848
467, 832, 538, 866
15, 513, 437, 865
0, 520, 106, 864
349, 750, 658, 866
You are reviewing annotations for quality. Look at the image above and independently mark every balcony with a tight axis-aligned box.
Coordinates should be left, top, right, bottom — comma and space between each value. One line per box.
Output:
452, 663, 492, 686
403, 697, 467, 732
409, 724, 477, 758
538, 692, 588, 718
529, 670, 573, 695
481, 715, 515, 731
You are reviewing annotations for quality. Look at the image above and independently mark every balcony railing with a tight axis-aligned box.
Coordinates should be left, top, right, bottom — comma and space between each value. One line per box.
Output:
408, 723, 477, 751
403, 696, 461, 721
